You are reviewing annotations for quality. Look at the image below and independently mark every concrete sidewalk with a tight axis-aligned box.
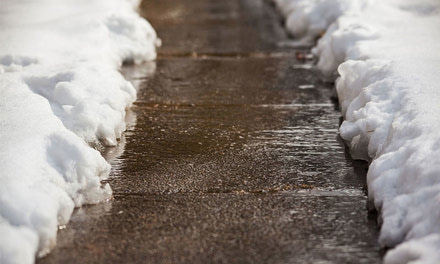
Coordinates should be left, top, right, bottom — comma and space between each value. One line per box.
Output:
39, 0, 381, 263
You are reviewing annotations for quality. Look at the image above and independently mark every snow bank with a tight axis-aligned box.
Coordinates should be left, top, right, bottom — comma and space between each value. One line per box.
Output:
273, 0, 371, 46
275, 0, 440, 262
0, 0, 158, 262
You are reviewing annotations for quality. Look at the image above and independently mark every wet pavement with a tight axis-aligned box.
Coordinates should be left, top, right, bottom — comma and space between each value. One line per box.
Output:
38, 0, 381, 263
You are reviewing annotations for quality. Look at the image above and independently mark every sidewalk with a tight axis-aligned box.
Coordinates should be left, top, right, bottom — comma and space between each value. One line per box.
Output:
39, 0, 381, 263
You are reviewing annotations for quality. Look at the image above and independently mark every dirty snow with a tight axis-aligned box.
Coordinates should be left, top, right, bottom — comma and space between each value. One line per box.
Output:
275, 0, 440, 262
0, 0, 158, 262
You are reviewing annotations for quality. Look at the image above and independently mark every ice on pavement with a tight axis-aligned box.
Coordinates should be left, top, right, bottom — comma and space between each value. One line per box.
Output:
275, 0, 440, 262
0, 0, 158, 262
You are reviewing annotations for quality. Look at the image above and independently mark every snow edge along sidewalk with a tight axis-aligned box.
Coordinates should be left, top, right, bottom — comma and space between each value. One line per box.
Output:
0, 0, 158, 263
273, 0, 440, 263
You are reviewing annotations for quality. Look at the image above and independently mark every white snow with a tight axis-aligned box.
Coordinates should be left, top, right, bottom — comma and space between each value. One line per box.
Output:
275, 0, 440, 262
0, 0, 158, 263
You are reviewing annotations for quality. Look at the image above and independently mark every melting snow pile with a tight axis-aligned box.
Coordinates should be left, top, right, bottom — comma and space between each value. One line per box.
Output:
275, 0, 440, 263
0, 0, 158, 262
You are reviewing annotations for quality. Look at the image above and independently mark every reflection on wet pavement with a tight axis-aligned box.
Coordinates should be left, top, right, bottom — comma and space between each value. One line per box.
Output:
38, 0, 381, 263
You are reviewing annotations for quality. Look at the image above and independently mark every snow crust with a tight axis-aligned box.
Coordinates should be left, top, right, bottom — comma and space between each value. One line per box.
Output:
0, 0, 157, 262
275, 0, 440, 262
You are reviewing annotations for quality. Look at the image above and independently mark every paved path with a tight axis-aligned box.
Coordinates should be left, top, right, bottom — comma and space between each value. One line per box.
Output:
39, 0, 381, 263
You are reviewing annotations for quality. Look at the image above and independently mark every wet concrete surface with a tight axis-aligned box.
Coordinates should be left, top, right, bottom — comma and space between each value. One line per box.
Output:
138, 0, 291, 55
38, 0, 381, 263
